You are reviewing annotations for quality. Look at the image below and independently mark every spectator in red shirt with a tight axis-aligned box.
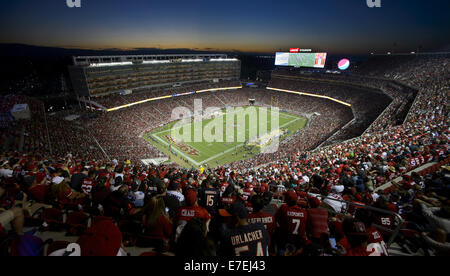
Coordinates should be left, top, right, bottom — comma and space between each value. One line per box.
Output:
247, 195, 276, 237
342, 218, 370, 256
373, 197, 395, 240
275, 190, 308, 255
248, 194, 276, 255
141, 195, 172, 251
81, 171, 96, 196
355, 208, 389, 256
103, 185, 134, 220
307, 197, 329, 242
91, 177, 111, 208
174, 189, 211, 242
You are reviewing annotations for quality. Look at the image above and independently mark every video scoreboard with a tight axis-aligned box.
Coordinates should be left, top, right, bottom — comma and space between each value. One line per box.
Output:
275, 52, 327, 68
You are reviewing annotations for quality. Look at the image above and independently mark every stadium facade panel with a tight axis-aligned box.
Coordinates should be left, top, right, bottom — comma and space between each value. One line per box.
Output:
68, 54, 241, 98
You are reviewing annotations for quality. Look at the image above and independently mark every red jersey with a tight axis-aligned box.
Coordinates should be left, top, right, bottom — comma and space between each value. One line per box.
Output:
366, 226, 389, 256
143, 215, 172, 241
275, 204, 308, 244
374, 214, 394, 229
424, 153, 434, 163
81, 178, 95, 195
174, 205, 211, 227
247, 211, 276, 236
242, 188, 253, 201
307, 208, 329, 239
409, 157, 421, 168
373, 213, 394, 240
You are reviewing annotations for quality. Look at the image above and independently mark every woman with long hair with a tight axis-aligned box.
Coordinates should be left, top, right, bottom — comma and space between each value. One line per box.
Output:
140, 195, 172, 251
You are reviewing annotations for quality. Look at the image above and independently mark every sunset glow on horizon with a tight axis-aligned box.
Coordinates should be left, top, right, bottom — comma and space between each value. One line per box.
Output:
0, 0, 448, 54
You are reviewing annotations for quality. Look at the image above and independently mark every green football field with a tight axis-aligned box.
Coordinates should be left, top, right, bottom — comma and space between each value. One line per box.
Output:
143, 106, 307, 169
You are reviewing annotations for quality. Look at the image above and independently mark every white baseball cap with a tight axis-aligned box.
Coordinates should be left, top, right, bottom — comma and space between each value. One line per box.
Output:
52, 176, 65, 185
331, 185, 345, 193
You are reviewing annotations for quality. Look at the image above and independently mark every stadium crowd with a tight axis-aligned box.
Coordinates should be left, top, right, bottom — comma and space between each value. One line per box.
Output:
0, 54, 449, 256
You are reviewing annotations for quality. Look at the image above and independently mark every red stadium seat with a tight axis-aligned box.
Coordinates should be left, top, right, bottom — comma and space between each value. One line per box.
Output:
41, 208, 65, 231
65, 211, 89, 236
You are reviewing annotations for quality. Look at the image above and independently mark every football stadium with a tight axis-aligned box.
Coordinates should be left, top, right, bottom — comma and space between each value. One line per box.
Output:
0, 0, 449, 264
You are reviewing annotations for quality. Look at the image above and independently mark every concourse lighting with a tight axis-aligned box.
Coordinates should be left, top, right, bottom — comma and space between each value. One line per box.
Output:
266, 87, 352, 107
89, 62, 133, 67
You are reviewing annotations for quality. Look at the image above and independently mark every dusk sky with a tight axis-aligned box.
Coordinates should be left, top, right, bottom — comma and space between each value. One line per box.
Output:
0, 0, 449, 54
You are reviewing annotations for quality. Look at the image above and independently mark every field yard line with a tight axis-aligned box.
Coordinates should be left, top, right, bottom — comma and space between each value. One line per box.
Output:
199, 143, 247, 165
278, 112, 301, 120
152, 109, 238, 136
198, 117, 301, 165
151, 133, 202, 166
151, 108, 299, 136
196, 141, 230, 157
160, 125, 240, 159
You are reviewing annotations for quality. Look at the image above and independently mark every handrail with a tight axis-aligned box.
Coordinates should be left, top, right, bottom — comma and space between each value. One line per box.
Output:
86, 126, 110, 161
43, 104, 53, 156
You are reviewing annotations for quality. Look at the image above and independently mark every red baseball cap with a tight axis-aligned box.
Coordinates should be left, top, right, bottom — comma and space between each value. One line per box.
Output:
284, 190, 298, 205
259, 185, 267, 194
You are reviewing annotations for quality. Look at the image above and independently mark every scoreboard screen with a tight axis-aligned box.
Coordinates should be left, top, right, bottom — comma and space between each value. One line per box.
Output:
275, 52, 327, 68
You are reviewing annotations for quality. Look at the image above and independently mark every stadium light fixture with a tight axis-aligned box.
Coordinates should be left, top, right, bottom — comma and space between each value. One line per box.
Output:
181, 59, 203, 63
89, 62, 133, 67
143, 60, 171, 64
210, 58, 238, 62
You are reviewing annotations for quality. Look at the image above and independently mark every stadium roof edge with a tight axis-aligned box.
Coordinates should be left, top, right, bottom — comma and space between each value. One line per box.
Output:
371, 51, 450, 56
72, 54, 232, 66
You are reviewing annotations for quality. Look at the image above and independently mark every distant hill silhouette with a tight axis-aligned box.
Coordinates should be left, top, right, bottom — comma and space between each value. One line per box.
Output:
0, 43, 273, 58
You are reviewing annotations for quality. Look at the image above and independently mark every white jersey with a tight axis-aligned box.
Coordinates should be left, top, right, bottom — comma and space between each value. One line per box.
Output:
324, 193, 346, 213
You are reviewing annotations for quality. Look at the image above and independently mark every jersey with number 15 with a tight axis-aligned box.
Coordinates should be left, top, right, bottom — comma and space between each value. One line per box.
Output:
198, 188, 220, 216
